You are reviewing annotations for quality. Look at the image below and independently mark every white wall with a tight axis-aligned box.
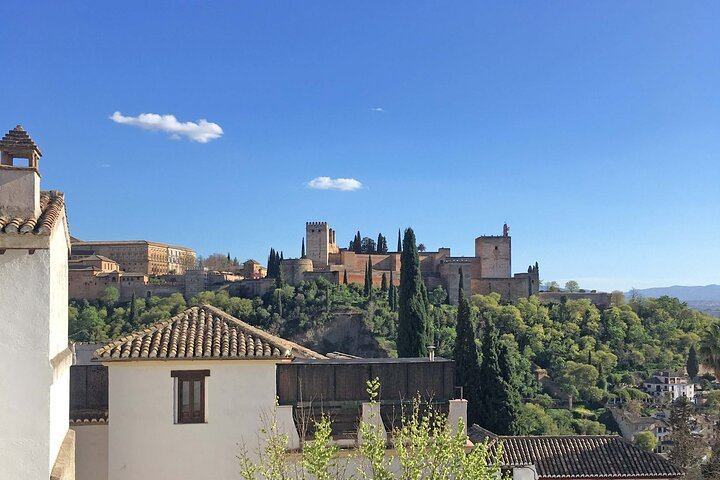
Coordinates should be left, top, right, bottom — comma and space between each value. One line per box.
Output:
49, 219, 71, 469
107, 360, 279, 480
0, 246, 53, 479
0, 214, 70, 479
72, 424, 108, 480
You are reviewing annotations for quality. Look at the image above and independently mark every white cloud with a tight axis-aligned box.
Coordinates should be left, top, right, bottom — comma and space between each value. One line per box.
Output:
99, 163, 111, 168
371, 107, 385, 112
307, 176, 363, 191
110, 111, 223, 143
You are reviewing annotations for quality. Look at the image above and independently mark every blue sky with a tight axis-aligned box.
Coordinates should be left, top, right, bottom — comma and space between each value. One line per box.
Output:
1, 1, 718, 291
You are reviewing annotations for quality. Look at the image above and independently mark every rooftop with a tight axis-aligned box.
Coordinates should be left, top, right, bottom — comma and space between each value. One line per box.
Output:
0, 190, 65, 235
94, 305, 326, 361
469, 427, 683, 479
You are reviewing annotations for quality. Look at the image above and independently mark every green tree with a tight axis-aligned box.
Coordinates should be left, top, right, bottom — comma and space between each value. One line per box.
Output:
453, 268, 482, 425
669, 397, 703, 470
634, 431, 657, 452
397, 228, 430, 357
699, 324, 720, 378
397, 229, 402, 253
100, 286, 120, 307
702, 422, 720, 479
565, 280, 579, 292
477, 318, 521, 435
301, 238, 306, 258
687, 345, 700, 379
343, 269, 348, 285
388, 270, 396, 311
381, 272, 388, 292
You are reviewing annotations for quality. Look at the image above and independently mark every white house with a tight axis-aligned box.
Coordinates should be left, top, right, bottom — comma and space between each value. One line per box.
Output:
642, 369, 696, 402
92, 304, 325, 480
0, 126, 74, 480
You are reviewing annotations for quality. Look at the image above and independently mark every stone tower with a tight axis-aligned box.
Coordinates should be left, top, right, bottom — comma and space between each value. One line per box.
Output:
305, 221, 337, 268
474, 224, 512, 278
0, 126, 74, 479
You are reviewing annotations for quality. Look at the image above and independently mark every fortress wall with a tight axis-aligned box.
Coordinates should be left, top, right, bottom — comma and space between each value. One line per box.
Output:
470, 276, 531, 302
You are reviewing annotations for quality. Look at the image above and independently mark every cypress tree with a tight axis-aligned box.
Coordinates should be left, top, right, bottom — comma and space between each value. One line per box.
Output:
343, 269, 348, 285
354, 231, 362, 253
280, 251, 284, 261
128, 291, 137, 323
397, 228, 429, 357
275, 262, 285, 288
388, 270, 395, 310
381, 272, 388, 292
267, 248, 276, 278
453, 268, 482, 425
397, 229, 402, 253
227, 252, 231, 263
377, 233, 383, 254
301, 238, 306, 258
363, 261, 369, 296
687, 345, 700, 379
477, 318, 521, 435
367, 256, 374, 300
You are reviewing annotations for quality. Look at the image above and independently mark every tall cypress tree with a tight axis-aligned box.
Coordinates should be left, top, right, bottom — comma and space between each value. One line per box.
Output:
453, 269, 482, 425
397, 228, 429, 357
377, 233, 384, 254
687, 345, 700, 379
363, 261, 369, 296
343, 269, 348, 285
301, 238, 306, 258
128, 291, 137, 323
397, 229, 402, 253
388, 270, 395, 310
477, 318, 522, 435
381, 272, 388, 292
354, 231, 362, 253
267, 248, 276, 278
367, 256, 374, 300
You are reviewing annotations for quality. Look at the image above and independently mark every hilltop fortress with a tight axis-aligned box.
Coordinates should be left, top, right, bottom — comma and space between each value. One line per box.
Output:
281, 222, 539, 304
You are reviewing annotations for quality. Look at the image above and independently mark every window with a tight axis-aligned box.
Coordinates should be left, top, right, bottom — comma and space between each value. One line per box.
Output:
171, 370, 210, 424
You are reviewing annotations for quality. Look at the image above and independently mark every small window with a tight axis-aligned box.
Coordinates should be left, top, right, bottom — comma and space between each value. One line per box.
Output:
171, 370, 210, 424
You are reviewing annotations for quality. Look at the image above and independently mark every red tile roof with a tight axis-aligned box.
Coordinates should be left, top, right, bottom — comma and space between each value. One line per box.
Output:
0, 190, 65, 235
484, 434, 683, 479
94, 305, 326, 361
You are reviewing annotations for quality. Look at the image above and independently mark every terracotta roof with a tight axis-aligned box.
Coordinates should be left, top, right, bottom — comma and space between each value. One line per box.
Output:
0, 125, 42, 156
0, 190, 65, 235
483, 434, 683, 479
94, 305, 326, 361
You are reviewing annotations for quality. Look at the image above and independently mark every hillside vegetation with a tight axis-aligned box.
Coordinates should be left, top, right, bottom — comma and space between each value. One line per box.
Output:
70, 278, 717, 435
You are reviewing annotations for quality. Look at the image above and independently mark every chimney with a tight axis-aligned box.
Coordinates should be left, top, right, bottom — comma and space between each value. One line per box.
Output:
0, 125, 43, 219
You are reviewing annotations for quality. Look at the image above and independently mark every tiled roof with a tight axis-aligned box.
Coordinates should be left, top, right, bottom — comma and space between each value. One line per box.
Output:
484, 434, 683, 479
94, 305, 326, 361
0, 125, 42, 156
0, 190, 65, 235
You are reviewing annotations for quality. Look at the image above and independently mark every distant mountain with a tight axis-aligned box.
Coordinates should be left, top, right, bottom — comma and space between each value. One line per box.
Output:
628, 285, 720, 317
629, 285, 720, 302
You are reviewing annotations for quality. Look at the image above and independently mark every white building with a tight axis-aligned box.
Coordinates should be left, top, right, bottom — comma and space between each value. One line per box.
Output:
0, 126, 74, 479
91, 305, 324, 480
642, 369, 696, 402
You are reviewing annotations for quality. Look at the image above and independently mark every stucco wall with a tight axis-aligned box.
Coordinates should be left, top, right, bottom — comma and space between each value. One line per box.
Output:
107, 360, 279, 480
49, 220, 72, 469
71, 424, 108, 480
0, 246, 54, 479
0, 215, 69, 479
